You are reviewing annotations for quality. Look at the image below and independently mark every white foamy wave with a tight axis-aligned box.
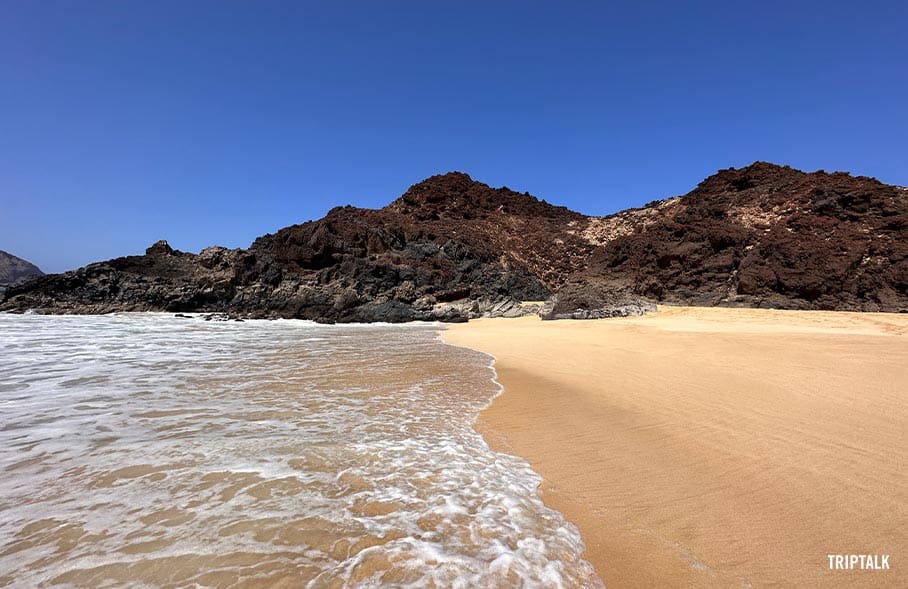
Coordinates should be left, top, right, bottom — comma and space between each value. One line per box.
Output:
0, 313, 603, 588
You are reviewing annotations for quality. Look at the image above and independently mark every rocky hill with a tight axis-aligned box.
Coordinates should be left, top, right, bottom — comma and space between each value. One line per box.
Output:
0, 251, 44, 286
560, 162, 908, 313
2, 163, 906, 320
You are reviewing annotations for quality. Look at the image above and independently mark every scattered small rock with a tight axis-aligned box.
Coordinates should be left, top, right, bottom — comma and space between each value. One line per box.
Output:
202, 313, 230, 322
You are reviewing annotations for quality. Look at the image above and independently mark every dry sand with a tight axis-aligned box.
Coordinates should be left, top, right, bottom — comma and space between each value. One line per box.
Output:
442, 306, 907, 588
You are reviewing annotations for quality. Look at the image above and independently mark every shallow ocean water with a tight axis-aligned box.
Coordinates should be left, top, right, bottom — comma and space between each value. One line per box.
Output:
0, 314, 602, 588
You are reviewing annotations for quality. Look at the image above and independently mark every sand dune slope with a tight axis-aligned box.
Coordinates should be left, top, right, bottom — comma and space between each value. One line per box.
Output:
443, 307, 907, 588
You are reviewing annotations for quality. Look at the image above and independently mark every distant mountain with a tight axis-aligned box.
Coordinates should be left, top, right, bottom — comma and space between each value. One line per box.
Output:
2, 163, 906, 319
0, 251, 44, 286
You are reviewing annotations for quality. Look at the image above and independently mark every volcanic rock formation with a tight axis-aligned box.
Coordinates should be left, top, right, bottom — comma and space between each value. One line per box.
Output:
2, 163, 906, 319
0, 173, 594, 321
575, 162, 908, 312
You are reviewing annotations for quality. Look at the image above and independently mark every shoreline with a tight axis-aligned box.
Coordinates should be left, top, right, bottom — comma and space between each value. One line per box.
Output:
441, 306, 907, 588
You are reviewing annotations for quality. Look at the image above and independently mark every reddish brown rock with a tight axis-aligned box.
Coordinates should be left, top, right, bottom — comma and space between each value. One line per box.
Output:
577, 162, 908, 312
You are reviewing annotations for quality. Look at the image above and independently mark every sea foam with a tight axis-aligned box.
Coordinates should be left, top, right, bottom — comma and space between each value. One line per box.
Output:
0, 313, 603, 588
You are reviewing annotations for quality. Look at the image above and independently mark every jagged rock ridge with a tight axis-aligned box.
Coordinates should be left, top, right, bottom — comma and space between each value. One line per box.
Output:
2, 163, 907, 319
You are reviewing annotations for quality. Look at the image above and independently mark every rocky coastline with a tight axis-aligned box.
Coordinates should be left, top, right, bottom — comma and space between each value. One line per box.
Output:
3, 163, 907, 321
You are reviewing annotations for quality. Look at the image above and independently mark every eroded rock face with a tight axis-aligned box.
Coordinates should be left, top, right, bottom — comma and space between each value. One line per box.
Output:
539, 278, 656, 320
2, 163, 906, 320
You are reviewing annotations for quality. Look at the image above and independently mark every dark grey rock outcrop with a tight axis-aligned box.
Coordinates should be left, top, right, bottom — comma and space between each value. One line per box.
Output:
0, 251, 44, 286
539, 279, 656, 320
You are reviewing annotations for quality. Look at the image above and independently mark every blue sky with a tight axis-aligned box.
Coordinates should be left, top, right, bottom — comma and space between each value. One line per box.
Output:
2, 1, 906, 273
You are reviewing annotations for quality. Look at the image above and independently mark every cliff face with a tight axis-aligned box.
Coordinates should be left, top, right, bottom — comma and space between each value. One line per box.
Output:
0, 251, 44, 286
2, 163, 907, 320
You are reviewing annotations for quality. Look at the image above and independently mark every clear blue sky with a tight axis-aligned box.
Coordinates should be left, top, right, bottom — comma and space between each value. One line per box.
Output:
2, 1, 906, 273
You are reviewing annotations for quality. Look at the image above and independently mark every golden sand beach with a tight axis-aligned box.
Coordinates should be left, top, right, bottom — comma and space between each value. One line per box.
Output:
442, 306, 908, 588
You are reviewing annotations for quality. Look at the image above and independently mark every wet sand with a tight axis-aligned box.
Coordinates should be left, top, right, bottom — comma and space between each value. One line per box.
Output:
442, 306, 908, 588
